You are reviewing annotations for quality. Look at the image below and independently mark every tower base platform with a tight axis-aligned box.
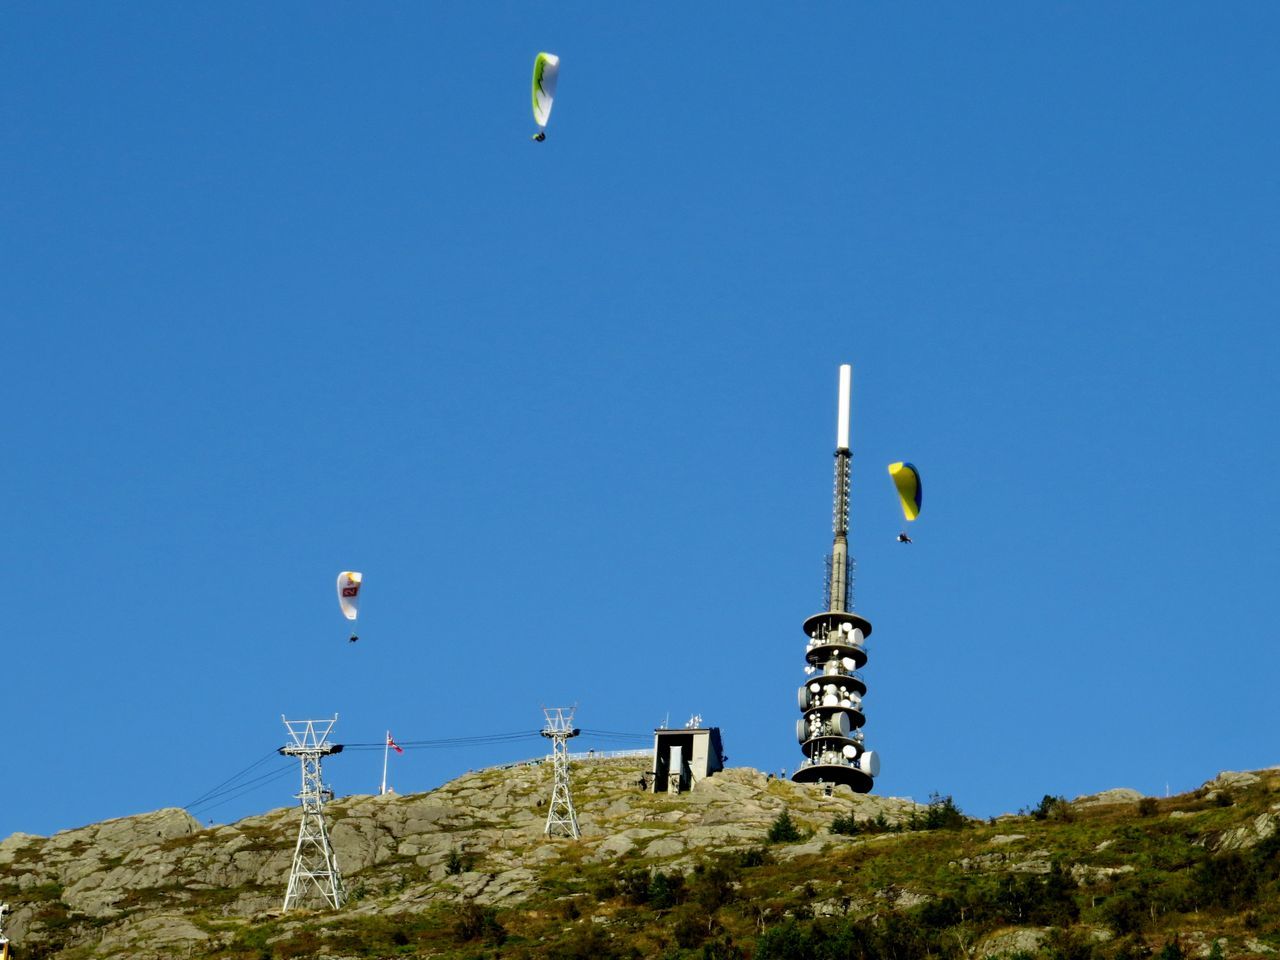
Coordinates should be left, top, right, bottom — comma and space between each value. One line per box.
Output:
791, 764, 873, 793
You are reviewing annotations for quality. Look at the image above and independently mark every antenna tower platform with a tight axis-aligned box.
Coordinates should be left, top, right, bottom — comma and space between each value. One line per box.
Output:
280, 715, 347, 910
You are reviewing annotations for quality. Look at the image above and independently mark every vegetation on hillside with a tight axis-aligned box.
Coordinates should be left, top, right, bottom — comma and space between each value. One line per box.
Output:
4, 769, 1279, 959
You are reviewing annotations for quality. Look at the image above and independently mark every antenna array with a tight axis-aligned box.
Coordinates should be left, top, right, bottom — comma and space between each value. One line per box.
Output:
792, 365, 880, 792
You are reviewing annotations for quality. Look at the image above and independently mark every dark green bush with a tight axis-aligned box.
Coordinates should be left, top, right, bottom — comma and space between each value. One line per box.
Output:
452, 899, 506, 944
829, 813, 859, 836
768, 809, 804, 844
1029, 794, 1074, 822
738, 846, 772, 867
649, 869, 686, 910
921, 792, 966, 830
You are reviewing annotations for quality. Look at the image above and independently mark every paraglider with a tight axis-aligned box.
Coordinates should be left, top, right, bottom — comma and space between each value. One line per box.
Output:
531, 52, 559, 141
337, 571, 362, 643
887, 462, 922, 544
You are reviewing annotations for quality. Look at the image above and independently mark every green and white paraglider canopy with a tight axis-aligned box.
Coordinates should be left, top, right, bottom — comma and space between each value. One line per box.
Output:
531, 52, 559, 140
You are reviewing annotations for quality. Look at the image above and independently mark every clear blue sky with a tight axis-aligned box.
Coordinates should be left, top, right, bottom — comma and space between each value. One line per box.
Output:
4, 3, 1278, 837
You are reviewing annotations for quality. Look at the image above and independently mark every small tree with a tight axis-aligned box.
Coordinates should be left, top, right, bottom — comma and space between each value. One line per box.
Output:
922, 793, 966, 830
1029, 794, 1073, 823
452, 899, 506, 945
445, 846, 468, 875
768, 809, 803, 843
830, 813, 860, 836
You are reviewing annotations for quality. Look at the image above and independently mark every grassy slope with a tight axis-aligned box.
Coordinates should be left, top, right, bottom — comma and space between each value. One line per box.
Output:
7, 765, 1280, 959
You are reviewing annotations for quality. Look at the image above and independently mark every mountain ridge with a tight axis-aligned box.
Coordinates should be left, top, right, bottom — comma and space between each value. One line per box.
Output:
2, 758, 1277, 958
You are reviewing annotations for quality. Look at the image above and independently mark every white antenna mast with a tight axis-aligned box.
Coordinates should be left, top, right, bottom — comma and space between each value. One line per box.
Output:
381, 730, 390, 796
792, 364, 880, 793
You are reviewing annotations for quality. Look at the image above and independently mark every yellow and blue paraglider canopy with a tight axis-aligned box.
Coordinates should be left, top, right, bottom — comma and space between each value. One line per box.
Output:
887, 462, 922, 522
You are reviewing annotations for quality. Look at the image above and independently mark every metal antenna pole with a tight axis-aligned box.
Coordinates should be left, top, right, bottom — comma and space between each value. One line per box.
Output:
381, 731, 389, 796
541, 707, 581, 839
793, 365, 880, 793
280, 715, 347, 911
828, 363, 853, 613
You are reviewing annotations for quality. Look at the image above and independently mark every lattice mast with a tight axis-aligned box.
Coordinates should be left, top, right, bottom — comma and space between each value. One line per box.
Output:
829, 365, 854, 613
792, 365, 881, 791
280, 715, 347, 911
541, 707, 581, 839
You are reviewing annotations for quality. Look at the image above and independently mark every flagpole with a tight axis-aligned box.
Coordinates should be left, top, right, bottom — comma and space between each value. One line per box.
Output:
381, 731, 389, 796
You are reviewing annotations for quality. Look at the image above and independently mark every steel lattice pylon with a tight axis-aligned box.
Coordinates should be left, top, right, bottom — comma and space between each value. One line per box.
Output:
280, 715, 347, 911
541, 707, 581, 839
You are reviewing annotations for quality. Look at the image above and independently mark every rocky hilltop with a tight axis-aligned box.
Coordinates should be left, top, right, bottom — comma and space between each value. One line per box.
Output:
1, 759, 1278, 959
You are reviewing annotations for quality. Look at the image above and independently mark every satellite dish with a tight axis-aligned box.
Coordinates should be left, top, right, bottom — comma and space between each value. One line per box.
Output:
797, 687, 809, 711
809, 683, 820, 694
841, 622, 852, 632
839, 699, 851, 708
851, 628, 864, 644
859, 750, 881, 777
842, 744, 857, 760
796, 718, 808, 744
829, 712, 851, 737
842, 657, 856, 671
804, 666, 816, 675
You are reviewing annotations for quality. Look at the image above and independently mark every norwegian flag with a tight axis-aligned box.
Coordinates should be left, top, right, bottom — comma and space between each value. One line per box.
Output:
387, 733, 404, 754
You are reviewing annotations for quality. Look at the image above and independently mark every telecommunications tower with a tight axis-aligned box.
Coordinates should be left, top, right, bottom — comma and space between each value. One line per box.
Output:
792, 364, 880, 792
280, 715, 347, 911
541, 707, 581, 839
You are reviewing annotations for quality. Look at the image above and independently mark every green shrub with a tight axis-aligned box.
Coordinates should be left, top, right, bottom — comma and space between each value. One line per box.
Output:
619, 866, 653, 905
689, 859, 738, 914
445, 846, 469, 875
649, 869, 686, 909
1029, 794, 1074, 822
1194, 850, 1258, 910
768, 809, 804, 844
921, 792, 966, 830
738, 846, 772, 867
452, 899, 506, 944
671, 905, 706, 949
829, 813, 859, 836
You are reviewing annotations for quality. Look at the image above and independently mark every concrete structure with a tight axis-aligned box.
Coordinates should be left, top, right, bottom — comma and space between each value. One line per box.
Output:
651, 723, 725, 793
792, 365, 880, 792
